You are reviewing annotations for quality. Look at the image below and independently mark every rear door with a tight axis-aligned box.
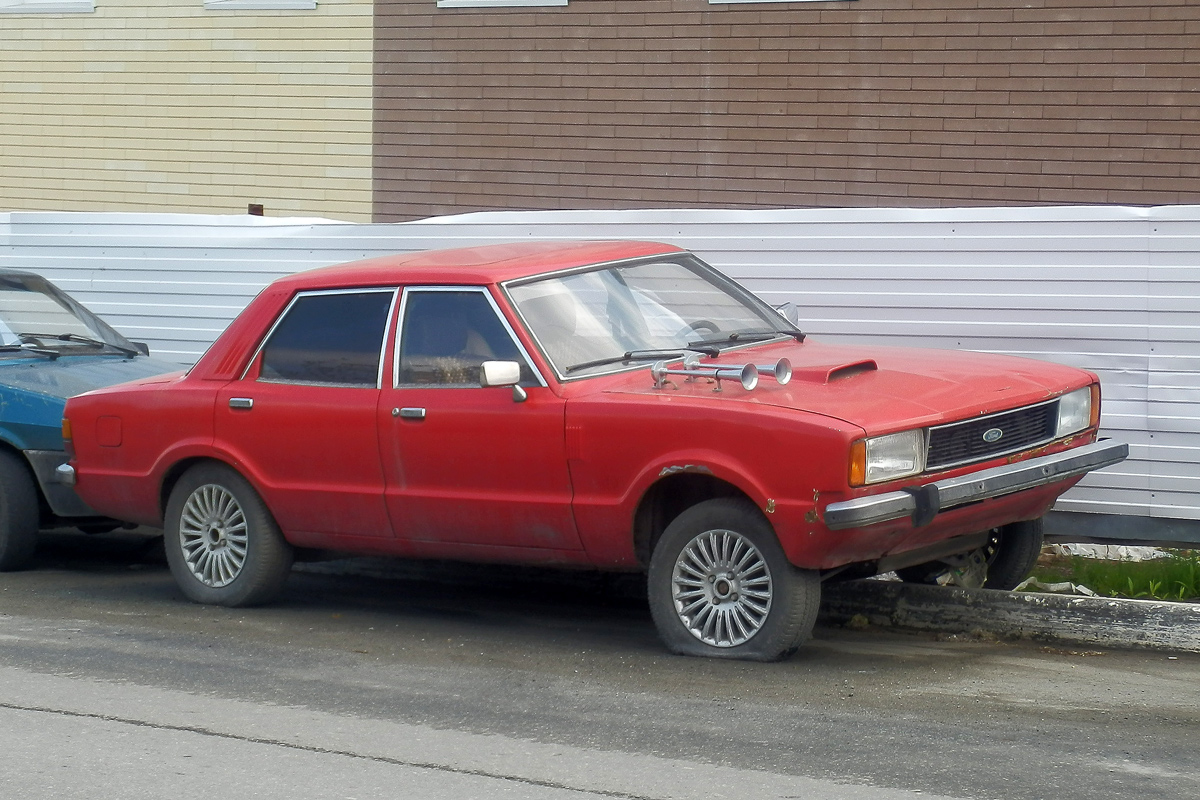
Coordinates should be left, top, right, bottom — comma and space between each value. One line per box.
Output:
215, 288, 397, 540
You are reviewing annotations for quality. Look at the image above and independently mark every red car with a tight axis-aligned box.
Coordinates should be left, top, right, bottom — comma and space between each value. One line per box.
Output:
61, 241, 1126, 660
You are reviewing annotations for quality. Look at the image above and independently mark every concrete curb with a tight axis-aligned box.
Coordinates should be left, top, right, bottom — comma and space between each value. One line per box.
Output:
301, 558, 1200, 654
820, 579, 1200, 653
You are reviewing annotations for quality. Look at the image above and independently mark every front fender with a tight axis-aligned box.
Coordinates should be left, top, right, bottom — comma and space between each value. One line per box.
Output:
0, 389, 66, 452
630, 449, 776, 518
566, 403, 860, 567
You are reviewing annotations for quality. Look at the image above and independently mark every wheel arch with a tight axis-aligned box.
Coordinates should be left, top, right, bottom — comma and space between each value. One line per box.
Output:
632, 472, 762, 567
0, 440, 51, 522
159, 455, 244, 521
0, 439, 32, 473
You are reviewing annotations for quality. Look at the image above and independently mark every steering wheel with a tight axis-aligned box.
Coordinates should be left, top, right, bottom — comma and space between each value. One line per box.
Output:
678, 319, 719, 338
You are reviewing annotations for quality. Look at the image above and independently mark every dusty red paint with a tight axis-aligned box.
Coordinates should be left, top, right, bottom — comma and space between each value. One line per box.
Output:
64, 241, 1106, 574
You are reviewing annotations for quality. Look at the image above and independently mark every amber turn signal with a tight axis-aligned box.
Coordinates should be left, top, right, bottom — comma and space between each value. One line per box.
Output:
848, 439, 867, 487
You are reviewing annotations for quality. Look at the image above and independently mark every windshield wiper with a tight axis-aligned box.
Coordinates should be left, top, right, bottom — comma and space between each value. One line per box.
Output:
564, 346, 720, 374
687, 328, 806, 350
0, 342, 59, 359
16, 331, 140, 358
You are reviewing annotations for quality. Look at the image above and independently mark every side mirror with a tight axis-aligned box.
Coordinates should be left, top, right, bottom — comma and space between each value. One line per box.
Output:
480, 361, 527, 403
132, 341, 150, 356
480, 360, 521, 388
774, 302, 800, 325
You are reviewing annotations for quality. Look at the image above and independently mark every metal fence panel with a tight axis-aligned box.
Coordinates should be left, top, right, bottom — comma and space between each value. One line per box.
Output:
3, 206, 1196, 530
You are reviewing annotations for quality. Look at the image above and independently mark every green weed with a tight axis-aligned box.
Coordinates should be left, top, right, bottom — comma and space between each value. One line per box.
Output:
1031, 549, 1200, 602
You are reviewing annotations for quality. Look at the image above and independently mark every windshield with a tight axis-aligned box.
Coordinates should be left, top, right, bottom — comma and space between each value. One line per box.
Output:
0, 272, 138, 356
506, 255, 801, 378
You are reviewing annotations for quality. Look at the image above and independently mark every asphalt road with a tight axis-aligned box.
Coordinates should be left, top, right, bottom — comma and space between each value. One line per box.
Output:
1, 531, 1198, 800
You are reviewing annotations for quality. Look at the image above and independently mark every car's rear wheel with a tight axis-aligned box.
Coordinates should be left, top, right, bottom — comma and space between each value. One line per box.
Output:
648, 498, 820, 661
164, 463, 293, 606
894, 518, 1045, 590
0, 450, 39, 572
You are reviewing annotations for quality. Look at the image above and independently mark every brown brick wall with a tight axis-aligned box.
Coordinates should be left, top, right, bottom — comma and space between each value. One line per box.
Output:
374, 1, 1200, 221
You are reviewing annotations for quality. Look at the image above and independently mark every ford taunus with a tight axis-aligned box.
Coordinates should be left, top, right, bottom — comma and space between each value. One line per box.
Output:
60, 242, 1127, 660
1, 269, 177, 570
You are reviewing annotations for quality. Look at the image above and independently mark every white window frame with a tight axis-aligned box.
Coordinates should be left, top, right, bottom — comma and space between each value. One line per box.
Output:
0, 0, 94, 12
395, 286, 547, 390
437, 0, 567, 8
205, 0, 317, 10
249, 288, 399, 390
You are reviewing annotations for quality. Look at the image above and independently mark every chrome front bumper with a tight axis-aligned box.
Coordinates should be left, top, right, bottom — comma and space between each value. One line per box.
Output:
823, 440, 1129, 531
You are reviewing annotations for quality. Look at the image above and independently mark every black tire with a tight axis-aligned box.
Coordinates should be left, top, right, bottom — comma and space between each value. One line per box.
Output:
0, 450, 39, 572
894, 518, 1045, 591
648, 498, 820, 662
982, 518, 1044, 590
163, 463, 293, 607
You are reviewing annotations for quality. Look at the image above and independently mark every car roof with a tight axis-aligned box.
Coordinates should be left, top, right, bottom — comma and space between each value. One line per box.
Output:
273, 241, 687, 290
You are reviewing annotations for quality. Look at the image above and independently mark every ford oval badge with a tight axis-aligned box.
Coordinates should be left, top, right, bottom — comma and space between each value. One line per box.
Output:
983, 427, 1004, 443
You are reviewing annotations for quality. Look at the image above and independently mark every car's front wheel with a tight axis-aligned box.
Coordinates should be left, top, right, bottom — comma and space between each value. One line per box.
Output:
164, 463, 293, 607
0, 450, 39, 572
648, 498, 821, 661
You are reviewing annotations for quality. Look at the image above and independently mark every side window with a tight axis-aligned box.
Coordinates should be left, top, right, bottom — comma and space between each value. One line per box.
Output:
398, 290, 536, 387
259, 290, 394, 387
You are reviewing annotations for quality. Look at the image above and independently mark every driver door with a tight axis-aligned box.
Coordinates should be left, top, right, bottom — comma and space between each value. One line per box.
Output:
377, 287, 581, 552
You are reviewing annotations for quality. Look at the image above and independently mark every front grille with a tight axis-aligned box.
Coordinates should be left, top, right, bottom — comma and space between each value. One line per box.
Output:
926, 400, 1059, 471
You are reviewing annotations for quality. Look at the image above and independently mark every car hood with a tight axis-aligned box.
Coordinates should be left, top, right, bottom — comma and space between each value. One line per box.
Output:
598, 340, 1092, 434
0, 354, 181, 402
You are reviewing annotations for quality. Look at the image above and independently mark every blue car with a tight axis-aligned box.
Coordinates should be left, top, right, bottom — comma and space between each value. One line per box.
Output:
0, 269, 178, 570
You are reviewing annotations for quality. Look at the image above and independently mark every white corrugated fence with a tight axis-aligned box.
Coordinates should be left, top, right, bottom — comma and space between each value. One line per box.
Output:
2, 207, 1195, 541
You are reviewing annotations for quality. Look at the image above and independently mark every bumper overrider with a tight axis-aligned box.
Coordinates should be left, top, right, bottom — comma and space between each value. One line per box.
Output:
823, 440, 1129, 531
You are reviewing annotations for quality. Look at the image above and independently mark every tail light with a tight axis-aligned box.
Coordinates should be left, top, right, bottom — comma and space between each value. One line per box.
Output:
62, 417, 75, 459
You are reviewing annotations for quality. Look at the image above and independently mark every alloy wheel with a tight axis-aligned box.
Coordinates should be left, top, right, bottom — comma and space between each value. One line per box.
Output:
178, 483, 249, 587
671, 528, 773, 647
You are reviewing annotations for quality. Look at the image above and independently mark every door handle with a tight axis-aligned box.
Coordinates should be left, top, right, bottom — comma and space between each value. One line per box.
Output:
393, 407, 426, 420
229, 397, 254, 410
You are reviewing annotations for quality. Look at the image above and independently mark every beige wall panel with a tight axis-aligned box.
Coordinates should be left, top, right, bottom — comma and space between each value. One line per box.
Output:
0, 1, 373, 221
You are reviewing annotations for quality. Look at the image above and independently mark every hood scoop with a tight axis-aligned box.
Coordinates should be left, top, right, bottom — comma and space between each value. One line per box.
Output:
792, 359, 878, 385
